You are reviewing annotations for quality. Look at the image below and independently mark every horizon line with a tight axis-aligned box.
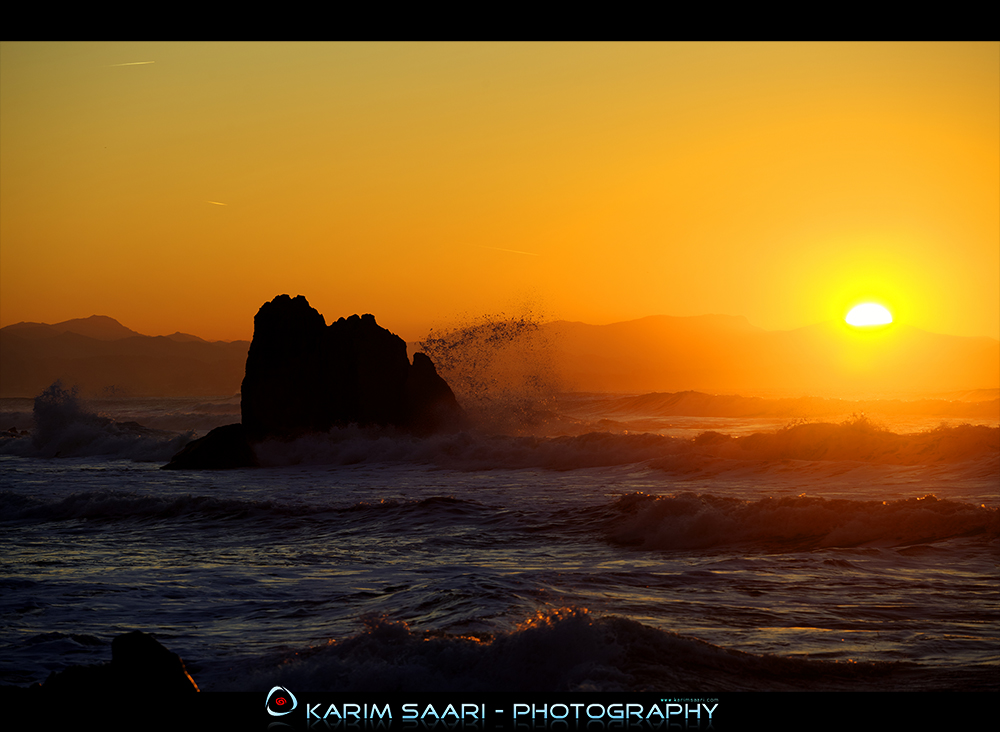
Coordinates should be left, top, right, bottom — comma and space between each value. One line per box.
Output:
2, 312, 998, 344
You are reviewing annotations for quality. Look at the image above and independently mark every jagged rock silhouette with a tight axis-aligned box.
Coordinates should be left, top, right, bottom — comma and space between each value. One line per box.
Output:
164, 295, 465, 469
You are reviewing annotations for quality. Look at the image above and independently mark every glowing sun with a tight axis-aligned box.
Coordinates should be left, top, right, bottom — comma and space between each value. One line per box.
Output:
846, 303, 893, 327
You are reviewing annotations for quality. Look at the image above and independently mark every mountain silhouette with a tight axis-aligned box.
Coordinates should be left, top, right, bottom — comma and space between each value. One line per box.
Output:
2, 315, 146, 341
0, 317, 248, 397
2, 313, 997, 399
543, 315, 999, 398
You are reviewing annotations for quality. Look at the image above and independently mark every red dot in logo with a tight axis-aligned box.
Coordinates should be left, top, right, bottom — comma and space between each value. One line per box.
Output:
276, 697, 286, 706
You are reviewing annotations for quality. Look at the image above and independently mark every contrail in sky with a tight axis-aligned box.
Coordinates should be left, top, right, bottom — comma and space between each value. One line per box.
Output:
207, 201, 227, 206
108, 61, 155, 67
479, 245, 539, 256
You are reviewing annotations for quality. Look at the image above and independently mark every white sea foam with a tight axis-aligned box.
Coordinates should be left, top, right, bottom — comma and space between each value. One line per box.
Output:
0, 383, 192, 461
2, 388, 997, 693
202, 607, 935, 692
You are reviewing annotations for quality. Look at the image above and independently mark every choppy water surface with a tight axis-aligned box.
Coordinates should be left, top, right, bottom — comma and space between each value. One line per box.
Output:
1, 395, 997, 692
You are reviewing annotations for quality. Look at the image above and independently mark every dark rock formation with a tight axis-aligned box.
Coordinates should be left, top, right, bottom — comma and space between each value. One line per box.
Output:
405, 352, 466, 436
162, 423, 258, 470
9, 631, 199, 696
164, 295, 465, 469
240, 295, 465, 440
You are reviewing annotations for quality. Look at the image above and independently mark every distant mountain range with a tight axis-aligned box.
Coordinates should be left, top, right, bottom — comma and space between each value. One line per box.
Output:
1, 313, 997, 399
544, 314, 999, 398
1, 315, 147, 341
0, 316, 249, 397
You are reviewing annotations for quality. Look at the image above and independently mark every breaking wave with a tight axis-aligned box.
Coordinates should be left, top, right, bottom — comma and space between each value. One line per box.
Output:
3, 385, 996, 472
203, 607, 952, 692
606, 492, 999, 551
251, 418, 997, 471
678, 415, 1000, 465
0, 382, 192, 461
253, 428, 683, 470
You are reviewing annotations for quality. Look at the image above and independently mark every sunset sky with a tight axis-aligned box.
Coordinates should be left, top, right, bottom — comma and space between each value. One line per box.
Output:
2, 42, 997, 342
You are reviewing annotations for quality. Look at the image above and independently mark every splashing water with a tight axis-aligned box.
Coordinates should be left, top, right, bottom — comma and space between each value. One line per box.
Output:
0, 381, 192, 461
419, 309, 560, 434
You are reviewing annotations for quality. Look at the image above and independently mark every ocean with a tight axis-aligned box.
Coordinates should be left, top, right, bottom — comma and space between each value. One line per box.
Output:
1, 388, 997, 694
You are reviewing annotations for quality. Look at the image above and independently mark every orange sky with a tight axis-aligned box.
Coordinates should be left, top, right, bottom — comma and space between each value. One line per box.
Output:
2, 42, 997, 342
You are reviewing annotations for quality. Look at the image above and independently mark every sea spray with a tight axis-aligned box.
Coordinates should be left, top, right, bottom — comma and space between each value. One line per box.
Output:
0, 381, 192, 461
419, 308, 560, 435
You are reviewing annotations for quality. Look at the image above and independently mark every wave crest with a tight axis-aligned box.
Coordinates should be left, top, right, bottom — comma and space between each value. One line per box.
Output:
205, 607, 926, 692
607, 492, 999, 550
0, 382, 192, 461
729, 415, 998, 463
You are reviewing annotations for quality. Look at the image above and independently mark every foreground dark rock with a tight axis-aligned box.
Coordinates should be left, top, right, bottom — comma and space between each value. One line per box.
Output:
162, 423, 258, 470
0, 631, 198, 697
164, 295, 465, 469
